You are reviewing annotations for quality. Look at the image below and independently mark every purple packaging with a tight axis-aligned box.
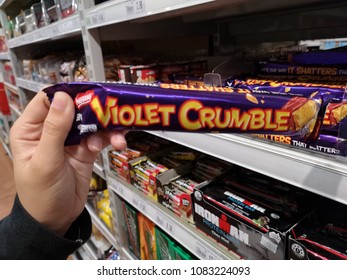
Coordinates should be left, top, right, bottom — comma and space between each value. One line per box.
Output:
43, 81, 321, 146
227, 78, 347, 136
256, 62, 347, 85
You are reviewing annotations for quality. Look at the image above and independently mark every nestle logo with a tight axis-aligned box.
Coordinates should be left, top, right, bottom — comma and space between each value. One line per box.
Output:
75, 90, 94, 109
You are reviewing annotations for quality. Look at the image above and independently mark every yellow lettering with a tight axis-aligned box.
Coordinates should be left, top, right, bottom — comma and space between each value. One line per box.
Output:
214, 108, 230, 128
143, 103, 160, 125
249, 109, 265, 129
90, 96, 118, 128
157, 105, 176, 126
178, 100, 203, 130
229, 109, 251, 130
199, 107, 216, 129
134, 105, 149, 126
119, 105, 135, 126
274, 111, 290, 131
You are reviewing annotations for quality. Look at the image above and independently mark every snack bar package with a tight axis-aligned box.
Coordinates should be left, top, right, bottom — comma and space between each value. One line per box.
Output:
44, 81, 321, 146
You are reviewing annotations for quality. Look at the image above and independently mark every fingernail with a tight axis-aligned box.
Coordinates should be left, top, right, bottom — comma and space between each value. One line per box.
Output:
89, 134, 103, 151
51, 93, 67, 111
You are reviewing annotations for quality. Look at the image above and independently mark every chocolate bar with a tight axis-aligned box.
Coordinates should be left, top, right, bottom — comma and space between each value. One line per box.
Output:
43, 82, 321, 146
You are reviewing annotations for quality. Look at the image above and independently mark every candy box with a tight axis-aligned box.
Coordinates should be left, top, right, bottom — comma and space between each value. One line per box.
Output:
192, 167, 320, 259
137, 213, 157, 260
106, 132, 171, 181
288, 200, 347, 260
122, 201, 141, 259
129, 148, 192, 201
157, 155, 232, 223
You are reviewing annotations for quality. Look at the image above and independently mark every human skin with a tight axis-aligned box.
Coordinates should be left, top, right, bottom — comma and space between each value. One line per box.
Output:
10, 91, 127, 236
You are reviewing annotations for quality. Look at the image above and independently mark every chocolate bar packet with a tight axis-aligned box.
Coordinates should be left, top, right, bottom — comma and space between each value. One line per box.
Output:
227, 78, 347, 136
252, 133, 347, 157
200, 180, 295, 233
226, 78, 345, 102
44, 82, 321, 146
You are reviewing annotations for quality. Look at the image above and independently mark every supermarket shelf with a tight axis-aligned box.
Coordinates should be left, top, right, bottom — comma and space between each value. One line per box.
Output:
107, 173, 239, 260
84, 0, 215, 29
85, 202, 135, 260
148, 131, 347, 206
85, 203, 118, 249
16, 78, 50, 93
9, 103, 21, 117
0, 52, 10, 60
83, 242, 99, 260
7, 14, 80, 48
3, 81, 18, 93
0, 0, 12, 8
93, 162, 106, 180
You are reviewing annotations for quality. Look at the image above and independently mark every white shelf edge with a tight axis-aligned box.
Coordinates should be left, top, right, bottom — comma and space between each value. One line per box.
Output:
3, 82, 18, 93
0, 0, 12, 8
9, 103, 21, 117
7, 15, 81, 48
0, 52, 10, 60
93, 162, 106, 180
85, 0, 215, 29
16, 78, 51, 93
107, 174, 239, 260
148, 131, 347, 206
83, 242, 99, 260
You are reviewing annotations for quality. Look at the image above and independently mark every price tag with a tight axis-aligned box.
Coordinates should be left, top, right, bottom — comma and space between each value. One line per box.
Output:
195, 241, 224, 260
125, 0, 145, 15
110, 179, 124, 196
155, 212, 175, 235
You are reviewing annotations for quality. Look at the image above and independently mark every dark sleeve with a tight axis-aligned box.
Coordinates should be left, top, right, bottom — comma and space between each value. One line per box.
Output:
0, 196, 92, 260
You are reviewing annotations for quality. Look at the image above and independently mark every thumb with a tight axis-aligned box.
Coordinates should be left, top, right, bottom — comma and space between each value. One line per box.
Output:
35, 91, 75, 160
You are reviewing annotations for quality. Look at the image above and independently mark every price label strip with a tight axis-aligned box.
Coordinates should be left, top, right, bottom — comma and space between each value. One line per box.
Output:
125, 0, 145, 15
155, 212, 175, 236
195, 241, 226, 260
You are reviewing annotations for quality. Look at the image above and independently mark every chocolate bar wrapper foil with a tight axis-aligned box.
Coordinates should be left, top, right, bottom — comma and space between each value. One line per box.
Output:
43, 82, 321, 146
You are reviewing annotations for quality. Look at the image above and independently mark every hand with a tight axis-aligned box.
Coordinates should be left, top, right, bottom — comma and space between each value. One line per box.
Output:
10, 91, 127, 236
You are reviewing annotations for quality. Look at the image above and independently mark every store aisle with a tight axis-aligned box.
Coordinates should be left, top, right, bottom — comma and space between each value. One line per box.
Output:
0, 144, 15, 219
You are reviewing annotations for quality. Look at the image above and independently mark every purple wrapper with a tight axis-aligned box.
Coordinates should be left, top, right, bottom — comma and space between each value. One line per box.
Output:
253, 133, 347, 157
226, 78, 347, 135
43, 82, 321, 146
226, 78, 345, 102
256, 62, 347, 85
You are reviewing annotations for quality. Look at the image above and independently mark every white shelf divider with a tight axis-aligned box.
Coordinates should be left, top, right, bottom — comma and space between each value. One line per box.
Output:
107, 173, 239, 260
3, 81, 18, 93
15, 78, 51, 93
9, 103, 21, 117
0, 52, 10, 60
93, 162, 106, 180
